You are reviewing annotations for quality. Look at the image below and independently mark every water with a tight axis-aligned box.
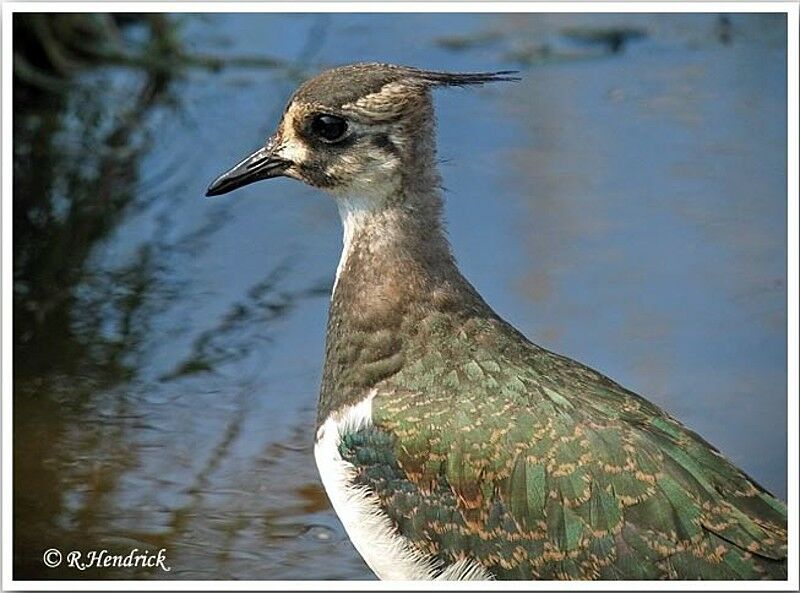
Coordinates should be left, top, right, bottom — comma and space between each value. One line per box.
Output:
13, 13, 787, 580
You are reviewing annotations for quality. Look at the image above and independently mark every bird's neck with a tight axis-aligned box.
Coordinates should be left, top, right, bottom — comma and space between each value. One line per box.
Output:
331, 184, 452, 293
330, 127, 455, 301
318, 180, 491, 424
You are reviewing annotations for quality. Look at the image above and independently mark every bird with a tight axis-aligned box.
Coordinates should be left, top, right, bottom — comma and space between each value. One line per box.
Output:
206, 63, 787, 580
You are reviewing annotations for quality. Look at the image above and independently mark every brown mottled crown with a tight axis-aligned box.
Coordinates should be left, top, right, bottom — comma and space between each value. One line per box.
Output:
290, 62, 520, 111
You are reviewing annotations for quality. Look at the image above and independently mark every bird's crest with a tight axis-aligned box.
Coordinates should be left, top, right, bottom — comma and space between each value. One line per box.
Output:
291, 63, 520, 111
392, 65, 521, 88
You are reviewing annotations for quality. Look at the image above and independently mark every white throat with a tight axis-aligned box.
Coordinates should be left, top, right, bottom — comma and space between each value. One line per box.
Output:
332, 195, 378, 297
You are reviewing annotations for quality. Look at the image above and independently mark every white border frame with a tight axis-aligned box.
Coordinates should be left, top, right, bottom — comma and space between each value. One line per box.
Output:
2, 2, 798, 591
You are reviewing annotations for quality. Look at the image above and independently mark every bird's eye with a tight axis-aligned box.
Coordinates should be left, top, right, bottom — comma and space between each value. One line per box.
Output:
310, 114, 348, 142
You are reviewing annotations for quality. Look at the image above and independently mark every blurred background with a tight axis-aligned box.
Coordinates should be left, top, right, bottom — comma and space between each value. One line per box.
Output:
13, 12, 787, 580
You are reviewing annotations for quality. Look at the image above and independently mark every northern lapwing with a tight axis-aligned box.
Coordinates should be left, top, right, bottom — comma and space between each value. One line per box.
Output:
206, 63, 787, 580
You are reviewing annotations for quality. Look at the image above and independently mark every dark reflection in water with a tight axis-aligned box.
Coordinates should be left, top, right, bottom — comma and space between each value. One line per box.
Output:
13, 13, 786, 580
14, 16, 175, 579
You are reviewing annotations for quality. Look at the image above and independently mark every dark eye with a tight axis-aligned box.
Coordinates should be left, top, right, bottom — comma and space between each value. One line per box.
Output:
310, 114, 348, 142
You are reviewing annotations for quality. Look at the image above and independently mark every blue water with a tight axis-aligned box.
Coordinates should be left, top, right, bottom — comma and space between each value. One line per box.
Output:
14, 12, 787, 580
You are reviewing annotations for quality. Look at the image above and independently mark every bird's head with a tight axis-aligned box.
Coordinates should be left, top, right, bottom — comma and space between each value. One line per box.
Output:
206, 63, 518, 203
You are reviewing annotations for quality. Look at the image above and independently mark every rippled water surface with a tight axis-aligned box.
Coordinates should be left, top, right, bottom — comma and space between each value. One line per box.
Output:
13, 13, 787, 580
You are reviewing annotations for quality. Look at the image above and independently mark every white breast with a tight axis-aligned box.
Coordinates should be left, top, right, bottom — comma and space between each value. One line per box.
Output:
313, 390, 492, 581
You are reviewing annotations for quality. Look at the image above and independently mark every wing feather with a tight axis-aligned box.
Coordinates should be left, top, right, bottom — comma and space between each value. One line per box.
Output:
339, 321, 786, 580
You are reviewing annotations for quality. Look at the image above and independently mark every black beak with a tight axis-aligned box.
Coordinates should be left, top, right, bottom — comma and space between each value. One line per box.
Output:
205, 144, 290, 197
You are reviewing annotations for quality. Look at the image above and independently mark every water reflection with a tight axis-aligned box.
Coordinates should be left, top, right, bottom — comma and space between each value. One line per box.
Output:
15, 20, 172, 580
13, 13, 787, 580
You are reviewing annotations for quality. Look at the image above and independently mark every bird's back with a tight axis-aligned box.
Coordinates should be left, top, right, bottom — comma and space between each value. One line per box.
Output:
338, 310, 787, 580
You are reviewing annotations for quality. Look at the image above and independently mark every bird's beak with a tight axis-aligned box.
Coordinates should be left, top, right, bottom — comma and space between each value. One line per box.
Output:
205, 142, 290, 197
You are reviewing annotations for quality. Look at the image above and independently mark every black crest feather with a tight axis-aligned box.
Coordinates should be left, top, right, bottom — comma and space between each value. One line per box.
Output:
403, 67, 521, 87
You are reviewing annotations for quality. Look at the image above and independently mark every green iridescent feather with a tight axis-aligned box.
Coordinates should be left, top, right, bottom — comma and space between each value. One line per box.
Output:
338, 313, 787, 580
